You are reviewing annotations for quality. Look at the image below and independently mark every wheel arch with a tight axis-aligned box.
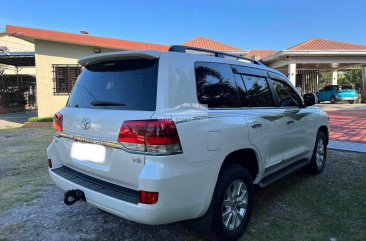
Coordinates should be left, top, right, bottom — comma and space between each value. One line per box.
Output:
219, 148, 260, 182
318, 125, 329, 145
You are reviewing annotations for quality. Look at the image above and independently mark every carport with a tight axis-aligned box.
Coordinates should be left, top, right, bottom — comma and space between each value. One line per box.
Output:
262, 39, 366, 98
0, 51, 36, 113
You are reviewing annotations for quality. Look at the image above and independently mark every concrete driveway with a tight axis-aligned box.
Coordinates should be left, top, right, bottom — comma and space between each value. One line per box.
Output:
0, 111, 37, 129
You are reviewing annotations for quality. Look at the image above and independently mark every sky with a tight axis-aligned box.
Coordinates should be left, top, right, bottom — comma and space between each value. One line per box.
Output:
1, 0, 366, 51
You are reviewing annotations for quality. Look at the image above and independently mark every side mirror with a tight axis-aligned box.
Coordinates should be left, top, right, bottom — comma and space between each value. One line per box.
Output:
303, 93, 318, 106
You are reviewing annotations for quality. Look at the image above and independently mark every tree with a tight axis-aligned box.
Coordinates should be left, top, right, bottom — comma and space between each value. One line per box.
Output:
319, 71, 332, 88
338, 69, 362, 90
319, 69, 362, 91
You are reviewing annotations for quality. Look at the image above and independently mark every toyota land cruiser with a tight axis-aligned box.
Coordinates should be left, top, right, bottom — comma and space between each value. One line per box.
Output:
48, 46, 329, 241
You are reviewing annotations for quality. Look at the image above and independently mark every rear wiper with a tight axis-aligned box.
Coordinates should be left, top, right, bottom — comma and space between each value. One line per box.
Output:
90, 100, 126, 106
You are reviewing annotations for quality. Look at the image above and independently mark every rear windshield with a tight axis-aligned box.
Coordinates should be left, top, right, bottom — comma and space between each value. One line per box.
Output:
67, 59, 159, 111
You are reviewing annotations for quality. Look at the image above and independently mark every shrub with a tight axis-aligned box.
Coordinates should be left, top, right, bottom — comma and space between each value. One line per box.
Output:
28, 117, 53, 122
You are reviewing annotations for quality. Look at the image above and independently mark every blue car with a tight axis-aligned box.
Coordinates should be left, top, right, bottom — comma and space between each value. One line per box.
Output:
316, 85, 358, 104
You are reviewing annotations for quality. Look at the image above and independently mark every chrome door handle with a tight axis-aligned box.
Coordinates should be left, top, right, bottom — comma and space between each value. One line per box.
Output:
287, 120, 295, 125
251, 121, 262, 129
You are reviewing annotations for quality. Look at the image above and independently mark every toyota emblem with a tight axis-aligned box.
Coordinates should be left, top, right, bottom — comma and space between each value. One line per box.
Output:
81, 118, 91, 130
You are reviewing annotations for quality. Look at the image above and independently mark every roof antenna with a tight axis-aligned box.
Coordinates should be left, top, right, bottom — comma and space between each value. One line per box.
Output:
80, 30, 90, 45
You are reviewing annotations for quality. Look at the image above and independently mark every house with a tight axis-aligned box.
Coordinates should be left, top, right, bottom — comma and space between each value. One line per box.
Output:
1, 25, 366, 117
0, 33, 36, 113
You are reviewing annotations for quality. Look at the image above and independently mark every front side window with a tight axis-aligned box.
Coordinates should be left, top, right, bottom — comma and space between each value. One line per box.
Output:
241, 75, 274, 107
195, 62, 243, 108
271, 79, 301, 107
53, 65, 82, 95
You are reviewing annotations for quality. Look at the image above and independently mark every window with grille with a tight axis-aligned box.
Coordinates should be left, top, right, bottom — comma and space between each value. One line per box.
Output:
53, 64, 82, 94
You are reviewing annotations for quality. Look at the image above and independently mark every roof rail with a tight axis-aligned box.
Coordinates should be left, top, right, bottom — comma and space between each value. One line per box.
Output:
169, 45, 265, 66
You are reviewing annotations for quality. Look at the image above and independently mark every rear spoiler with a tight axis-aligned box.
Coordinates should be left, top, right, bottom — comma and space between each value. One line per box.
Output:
78, 50, 161, 67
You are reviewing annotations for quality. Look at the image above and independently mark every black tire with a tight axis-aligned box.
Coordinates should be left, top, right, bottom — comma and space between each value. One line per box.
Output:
330, 96, 337, 104
212, 165, 253, 241
349, 100, 355, 104
307, 131, 327, 174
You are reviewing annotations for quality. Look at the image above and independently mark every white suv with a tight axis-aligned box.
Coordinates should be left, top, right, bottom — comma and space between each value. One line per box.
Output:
48, 46, 329, 241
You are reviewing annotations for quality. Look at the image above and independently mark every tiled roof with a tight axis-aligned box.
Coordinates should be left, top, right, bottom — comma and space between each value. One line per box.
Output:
288, 38, 366, 51
6, 25, 169, 51
182, 37, 241, 52
245, 50, 276, 60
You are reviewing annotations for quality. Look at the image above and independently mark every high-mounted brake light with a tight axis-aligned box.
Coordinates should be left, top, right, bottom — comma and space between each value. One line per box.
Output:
118, 120, 182, 155
139, 191, 159, 204
53, 112, 63, 132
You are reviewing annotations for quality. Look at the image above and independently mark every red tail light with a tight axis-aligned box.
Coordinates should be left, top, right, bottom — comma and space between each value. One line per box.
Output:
118, 121, 146, 152
139, 191, 159, 204
48, 159, 52, 168
118, 120, 182, 155
53, 113, 63, 132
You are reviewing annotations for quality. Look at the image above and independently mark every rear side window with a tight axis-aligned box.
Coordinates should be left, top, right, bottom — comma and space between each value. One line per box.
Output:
240, 75, 274, 107
324, 86, 334, 91
195, 62, 243, 108
67, 59, 158, 111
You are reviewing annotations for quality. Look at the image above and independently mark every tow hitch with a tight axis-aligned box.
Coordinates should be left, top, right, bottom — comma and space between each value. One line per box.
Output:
64, 189, 86, 205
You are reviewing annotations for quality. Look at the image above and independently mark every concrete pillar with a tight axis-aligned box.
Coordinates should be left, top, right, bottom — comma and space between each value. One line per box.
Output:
288, 63, 296, 86
332, 70, 338, 85
361, 65, 366, 101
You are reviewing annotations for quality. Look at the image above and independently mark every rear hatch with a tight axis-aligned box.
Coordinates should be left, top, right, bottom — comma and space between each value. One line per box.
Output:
55, 54, 159, 189
338, 85, 358, 98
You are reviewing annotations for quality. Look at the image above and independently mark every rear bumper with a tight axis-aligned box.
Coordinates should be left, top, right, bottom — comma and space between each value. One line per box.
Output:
51, 166, 139, 204
49, 169, 169, 224
336, 96, 358, 101
48, 150, 220, 225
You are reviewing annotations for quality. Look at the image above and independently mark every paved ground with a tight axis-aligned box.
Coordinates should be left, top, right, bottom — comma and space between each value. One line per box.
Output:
327, 110, 366, 143
0, 111, 37, 129
317, 103, 366, 143
316, 102, 366, 111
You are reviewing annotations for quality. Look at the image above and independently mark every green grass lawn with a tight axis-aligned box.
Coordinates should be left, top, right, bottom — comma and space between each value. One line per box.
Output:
243, 150, 366, 241
27, 117, 53, 122
0, 127, 365, 241
0, 128, 53, 212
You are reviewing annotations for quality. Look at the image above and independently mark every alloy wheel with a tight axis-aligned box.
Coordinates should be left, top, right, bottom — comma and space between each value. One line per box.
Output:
222, 180, 248, 230
316, 138, 325, 167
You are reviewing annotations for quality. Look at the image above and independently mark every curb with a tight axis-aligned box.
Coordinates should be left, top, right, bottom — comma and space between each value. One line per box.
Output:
328, 140, 366, 153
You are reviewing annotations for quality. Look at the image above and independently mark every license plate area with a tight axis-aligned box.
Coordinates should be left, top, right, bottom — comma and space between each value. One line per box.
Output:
71, 142, 107, 164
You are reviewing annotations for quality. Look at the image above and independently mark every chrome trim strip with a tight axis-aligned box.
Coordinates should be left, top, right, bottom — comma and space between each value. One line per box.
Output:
264, 150, 310, 172
57, 132, 121, 149
265, 160, 283, 172
55, 132, 183, 156
284, 150, 310, 163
